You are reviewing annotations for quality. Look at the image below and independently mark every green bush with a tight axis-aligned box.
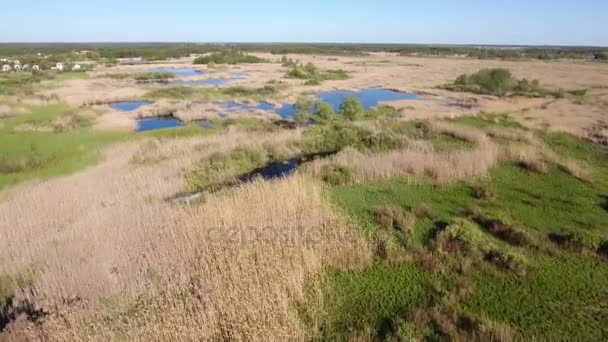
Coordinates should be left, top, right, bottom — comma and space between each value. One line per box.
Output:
302, 123, 371, 155
320, 164, 353, 186
443, 68, 556, 98
362, 131, 408, 152
134, 72, 174, 84
313, 101, 335, 123
193, 51, 265, 65
339, 97, 364, 121
186, 146, 268, 192
293, 96, 314, 126
285, 62, 349, 83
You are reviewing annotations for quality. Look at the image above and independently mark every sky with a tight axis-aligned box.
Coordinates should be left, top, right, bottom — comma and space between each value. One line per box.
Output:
1, 0, 607, 46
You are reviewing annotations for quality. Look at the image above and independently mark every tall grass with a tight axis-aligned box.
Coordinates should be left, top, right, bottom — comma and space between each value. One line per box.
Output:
0, 130, 371, 340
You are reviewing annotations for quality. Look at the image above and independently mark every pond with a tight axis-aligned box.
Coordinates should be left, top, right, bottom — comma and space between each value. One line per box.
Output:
136, 116, 184, 132
242, 159, 300, 183
217, 101, 276, 113
110, 101, 153, 112
214, 88, 417, 119
317, 88, 417, 112
146, 68, 205, 77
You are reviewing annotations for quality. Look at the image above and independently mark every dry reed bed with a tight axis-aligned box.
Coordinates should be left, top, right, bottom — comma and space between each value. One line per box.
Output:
305, 121, 583, 184
0, 129, 369, 340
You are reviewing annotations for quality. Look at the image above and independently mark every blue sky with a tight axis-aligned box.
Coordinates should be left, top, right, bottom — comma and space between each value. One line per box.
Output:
1, 0, 606, 46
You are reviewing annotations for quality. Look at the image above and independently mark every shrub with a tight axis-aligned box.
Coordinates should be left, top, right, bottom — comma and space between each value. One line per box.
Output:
444, 68, 547, 97
284, 62, 349, 83
186, 146, 268, 192
548, 231, 604, 252
313, 101, 335, 123
372, 206, 415, 233
193, 51, 265, 65
366, 105, 400, 118
471, 185, 494, 201
304, 79, 321, 86
362, 131, 408, 152
339, 97, 364, 121
302, 122, 370, 155
320, 164, 353, 186
483, 249, 528, 276
134, 72, 174, 84
411, 203, 435, 220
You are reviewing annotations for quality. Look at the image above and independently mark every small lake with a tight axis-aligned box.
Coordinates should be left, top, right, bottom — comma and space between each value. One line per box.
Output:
242, 159, 300, 183
110, 101, 152, 112
218, 101, 276, 113
215, 88, 417, 119
137, 116, 184, 132
317, 88, 417, 112
146, 68, 205, 77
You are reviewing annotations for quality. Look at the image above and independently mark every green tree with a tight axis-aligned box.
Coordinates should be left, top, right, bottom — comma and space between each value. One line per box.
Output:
339, 97, 364, 121
314, 101, 335, 123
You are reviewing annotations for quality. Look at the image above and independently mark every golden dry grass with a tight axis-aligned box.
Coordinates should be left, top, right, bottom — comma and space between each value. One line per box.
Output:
0, 131, 370, 340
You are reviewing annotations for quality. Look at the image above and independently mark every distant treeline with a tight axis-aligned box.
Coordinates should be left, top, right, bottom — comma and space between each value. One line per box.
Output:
0, 43, 606, 61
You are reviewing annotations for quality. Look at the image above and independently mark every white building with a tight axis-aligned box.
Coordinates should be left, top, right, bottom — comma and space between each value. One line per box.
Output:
1, 65, 11, 72
72, 64, 81, 71
52, 63, 64, 72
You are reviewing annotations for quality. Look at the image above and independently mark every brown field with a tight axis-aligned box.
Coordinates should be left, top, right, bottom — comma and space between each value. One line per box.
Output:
37, 52, 608, 138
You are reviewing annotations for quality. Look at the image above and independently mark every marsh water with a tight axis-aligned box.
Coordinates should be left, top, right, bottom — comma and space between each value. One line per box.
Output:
136, 116, 184, 132
110, 101, 152, 112
317, 88, 417, 112
227, 88, 418, 119
111, 88, 416, 132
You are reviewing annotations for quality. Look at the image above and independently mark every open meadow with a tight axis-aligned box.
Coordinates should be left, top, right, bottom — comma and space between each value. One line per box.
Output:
1, 44, 608, 341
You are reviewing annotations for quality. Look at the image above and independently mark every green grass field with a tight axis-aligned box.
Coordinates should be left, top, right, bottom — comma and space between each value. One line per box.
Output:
312, 115, 608, 340
0, 105, 128, 189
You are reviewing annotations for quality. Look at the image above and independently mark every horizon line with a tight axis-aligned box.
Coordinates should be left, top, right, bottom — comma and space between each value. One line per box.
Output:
0, 41, 606, 49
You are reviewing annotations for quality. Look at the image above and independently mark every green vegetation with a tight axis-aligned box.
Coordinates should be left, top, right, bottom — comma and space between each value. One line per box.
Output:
133, 72, 174, 84
0, 71, 87, 95
0, 105, 127, 189
310, 263, 432, 340
144, 84, 282, 102
285, 62, 349, 83
442, 68, 545, 97
186, 140, 300, 192
193, 50, 265, 65
305, 114, 608, 340
1, 43, 603, 62
441, 68, 589, 101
